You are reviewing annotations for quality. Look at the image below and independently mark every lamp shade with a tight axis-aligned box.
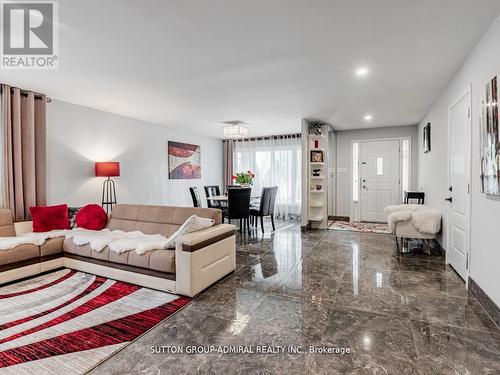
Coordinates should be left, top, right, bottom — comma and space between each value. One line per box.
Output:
95, 162, 120, 177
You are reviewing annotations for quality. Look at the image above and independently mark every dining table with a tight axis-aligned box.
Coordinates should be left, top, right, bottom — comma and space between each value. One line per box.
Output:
207, 194, 260, 202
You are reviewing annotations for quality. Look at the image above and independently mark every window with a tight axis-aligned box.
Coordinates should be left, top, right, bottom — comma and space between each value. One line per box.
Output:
402, 139, 410, 200
352, 142, 359, 202
234, 136, 301, 219
376, 157, 383, 175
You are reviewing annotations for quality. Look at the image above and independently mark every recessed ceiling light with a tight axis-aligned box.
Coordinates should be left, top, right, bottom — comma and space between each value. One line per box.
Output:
356, 67, 369, 76
364, 114, 373, 121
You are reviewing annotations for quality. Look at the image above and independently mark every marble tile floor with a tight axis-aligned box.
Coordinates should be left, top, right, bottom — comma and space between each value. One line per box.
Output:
89, 220, 500, 375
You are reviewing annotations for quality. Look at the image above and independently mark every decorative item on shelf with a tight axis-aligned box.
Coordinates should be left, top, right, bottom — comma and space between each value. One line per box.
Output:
309, 123, 322, 136
312, 168, 321, 177
310, 150, 324, 163
95, 162, 120, 214
423, 123, 431, 153
232, 170, 254, 188
311, 184, 323, 192
479, 75, 500, 195
313, 139, 319, 149
168, 141, 201, 179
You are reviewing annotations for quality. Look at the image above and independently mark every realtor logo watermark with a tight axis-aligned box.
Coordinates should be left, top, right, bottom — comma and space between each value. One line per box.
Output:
1, 0, 58, 69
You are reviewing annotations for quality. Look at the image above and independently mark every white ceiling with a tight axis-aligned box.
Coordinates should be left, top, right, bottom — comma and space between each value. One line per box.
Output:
2, 0, 500, 137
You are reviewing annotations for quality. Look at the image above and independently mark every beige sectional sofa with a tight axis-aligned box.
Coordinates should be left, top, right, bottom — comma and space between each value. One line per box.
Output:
0, 204, 236, 297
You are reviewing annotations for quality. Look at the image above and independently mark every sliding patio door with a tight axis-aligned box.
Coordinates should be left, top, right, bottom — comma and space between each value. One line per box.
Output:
234, 135, 301, 219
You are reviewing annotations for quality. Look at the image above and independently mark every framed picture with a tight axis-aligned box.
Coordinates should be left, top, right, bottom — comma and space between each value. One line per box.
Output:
479, 76, 500, 195
168, 141, 201, 179
423, 123, 431, 153
310, 150, 323, 163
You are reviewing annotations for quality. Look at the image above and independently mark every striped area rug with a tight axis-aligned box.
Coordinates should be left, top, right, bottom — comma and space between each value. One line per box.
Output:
0, 269, 191, 374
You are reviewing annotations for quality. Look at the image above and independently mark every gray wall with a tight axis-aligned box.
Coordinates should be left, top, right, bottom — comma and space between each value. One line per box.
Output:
46, 100, 223, 208
418, 14, 500, 306
333, 125, 419, 217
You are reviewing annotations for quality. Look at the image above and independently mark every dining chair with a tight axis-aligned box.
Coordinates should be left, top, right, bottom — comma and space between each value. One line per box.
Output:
189, 187, 202, 208
204, 185, 222, 208
222, 187, 251, 234
250, 186, 278, 232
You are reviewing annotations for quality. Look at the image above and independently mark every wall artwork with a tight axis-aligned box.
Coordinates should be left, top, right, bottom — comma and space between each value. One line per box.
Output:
310, 150, 324, 163
423, 123, 431, 153
480, 76, 500, 195
168, 141, 201, 179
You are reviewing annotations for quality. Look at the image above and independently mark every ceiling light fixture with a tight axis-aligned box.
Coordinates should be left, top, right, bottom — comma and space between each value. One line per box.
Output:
364, 114, 373, 121
356, 67, 369, 76
222, 121, 248, 139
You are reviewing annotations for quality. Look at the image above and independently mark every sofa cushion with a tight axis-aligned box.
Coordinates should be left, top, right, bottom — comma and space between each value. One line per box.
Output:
63, 238, 175, 273
68, 207, 81, 229
0, 244, 40, 266
40, 237, 65, 257
107, 204, 222, 237
0, 209, 15, 237
75, 204, 108, 230
164, 215, 215, 249
30, 204, 70, 232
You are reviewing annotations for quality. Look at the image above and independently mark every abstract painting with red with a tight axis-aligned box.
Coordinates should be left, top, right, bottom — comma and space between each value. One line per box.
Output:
168, 141, 201, 179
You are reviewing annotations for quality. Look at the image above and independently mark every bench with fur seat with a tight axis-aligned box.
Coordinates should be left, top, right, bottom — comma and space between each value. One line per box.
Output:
385, 204, 442, 252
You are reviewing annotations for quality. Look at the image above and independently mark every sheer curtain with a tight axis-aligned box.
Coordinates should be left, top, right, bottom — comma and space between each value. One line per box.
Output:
234, 135, 301, 219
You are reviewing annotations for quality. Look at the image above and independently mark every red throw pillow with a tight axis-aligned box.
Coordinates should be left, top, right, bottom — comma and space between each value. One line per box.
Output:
75, 204, 108, 230
30, 204, 70, 232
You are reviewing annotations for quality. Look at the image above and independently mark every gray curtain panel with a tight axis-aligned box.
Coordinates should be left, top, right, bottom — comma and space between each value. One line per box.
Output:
1, 85, 47, 221
223, 139, 234, 192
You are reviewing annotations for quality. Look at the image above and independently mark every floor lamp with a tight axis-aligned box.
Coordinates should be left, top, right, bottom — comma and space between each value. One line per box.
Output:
95, 162, 120, 214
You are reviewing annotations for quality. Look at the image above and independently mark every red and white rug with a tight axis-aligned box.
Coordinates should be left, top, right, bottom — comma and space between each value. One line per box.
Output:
328, 220, 391, 234
0, 269, 191, 374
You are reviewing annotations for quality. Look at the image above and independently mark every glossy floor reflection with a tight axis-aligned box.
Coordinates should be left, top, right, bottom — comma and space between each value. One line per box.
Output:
90, 220, 500, 375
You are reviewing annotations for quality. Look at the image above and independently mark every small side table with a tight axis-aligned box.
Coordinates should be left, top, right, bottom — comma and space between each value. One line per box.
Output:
404, 191, 425, 204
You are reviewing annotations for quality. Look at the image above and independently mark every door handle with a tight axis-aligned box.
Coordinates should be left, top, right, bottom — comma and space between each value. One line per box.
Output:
445, 197, 453, 203
362, 185, 367, 189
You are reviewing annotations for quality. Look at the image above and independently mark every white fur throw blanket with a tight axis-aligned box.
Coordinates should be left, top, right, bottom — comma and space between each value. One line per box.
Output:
0, 230, 72, 251
65, 229, 170, 255
0, 214, 215, 255
385, 204, 442, 235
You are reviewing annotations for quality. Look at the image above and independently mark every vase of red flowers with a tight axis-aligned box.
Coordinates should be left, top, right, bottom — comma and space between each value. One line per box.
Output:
232, 171, 255, 187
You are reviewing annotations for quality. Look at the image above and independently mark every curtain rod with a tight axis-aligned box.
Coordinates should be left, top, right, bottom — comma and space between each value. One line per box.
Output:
11, 89, 51, 103
223, 133, 301, 142
5, 86, 51, 103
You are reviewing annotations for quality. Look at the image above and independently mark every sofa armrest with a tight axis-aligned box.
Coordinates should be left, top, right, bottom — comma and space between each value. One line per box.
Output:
177, 224, 235, 252
175, 224, 236, 297
14, 221, 33, 236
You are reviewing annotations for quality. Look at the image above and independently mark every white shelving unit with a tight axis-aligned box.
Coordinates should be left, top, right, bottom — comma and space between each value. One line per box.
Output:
307, 131, 328, 229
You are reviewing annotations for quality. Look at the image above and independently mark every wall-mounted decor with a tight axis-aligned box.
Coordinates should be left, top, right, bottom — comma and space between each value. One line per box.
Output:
309, 123, 322, 136
423, 123, 431, 153
168, 141, 201, 179
310, 150, 324, 163
480, 76, 500, 195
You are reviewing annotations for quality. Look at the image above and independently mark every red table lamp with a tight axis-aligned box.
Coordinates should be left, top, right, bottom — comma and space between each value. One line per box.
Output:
95, 162, 120, 213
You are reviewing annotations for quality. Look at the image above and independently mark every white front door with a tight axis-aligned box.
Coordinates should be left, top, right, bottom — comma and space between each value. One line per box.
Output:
447, 88, 471, 281
360, 140, 401, 222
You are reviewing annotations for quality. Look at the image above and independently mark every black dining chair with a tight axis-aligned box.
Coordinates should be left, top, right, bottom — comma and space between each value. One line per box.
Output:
222, 187, 251, 234
189, 187, 202, 208
204, 185, 222, 208
250, 186, 278, 232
